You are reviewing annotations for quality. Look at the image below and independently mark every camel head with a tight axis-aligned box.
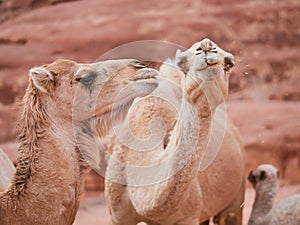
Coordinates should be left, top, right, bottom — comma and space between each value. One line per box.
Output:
176, 38, 234, 105
248, 164, 280, 190
28, 59, 158, 136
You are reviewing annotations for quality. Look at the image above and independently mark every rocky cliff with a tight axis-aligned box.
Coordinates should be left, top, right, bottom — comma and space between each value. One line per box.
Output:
0, 0, 299, 186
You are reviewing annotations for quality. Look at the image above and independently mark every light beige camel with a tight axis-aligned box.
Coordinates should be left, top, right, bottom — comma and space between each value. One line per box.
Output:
105, 39, 245, 225
0, 59, 158, 225
248, 164, 300, 225
0, 148, 15, 192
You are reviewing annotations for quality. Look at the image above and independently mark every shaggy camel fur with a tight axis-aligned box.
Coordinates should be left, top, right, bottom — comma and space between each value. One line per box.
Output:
105, 39, 245, 225
0, 59, 158, 225
248, 164, 300, 225
0, 148, 15, 192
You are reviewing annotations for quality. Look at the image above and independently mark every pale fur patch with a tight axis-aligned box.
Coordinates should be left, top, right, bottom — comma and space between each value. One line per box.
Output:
29, 67, 54, 93
0, 148, 15, 192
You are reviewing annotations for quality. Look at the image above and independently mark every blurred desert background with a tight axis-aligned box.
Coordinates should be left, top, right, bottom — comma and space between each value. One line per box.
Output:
0, 0, 299, 224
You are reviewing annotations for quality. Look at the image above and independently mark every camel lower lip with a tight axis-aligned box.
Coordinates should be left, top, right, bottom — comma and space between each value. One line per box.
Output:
130, 68, 158, 81
130, 77, 157, 83
197, 64, 218, 71
207, 62, 218, 66
197, 63, 228, 72
130, 74, 158, 81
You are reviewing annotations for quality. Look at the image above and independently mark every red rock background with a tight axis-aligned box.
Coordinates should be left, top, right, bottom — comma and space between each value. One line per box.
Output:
0, 0, 299, 223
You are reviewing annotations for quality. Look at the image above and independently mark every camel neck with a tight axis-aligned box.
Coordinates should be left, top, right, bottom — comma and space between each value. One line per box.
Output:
171, 93, 212, 175
13, 89, 52, 196
248, 185, 278, 225
129, 88, 215, 219
0, 89, 81, 225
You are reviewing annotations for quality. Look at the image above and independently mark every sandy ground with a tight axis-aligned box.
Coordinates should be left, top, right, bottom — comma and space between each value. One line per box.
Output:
74, 185, 300, 225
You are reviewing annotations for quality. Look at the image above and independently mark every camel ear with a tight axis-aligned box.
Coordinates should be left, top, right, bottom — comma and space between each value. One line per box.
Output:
175, 49, 182, 58
29, 67, 54, 93
248, 170, 255, 183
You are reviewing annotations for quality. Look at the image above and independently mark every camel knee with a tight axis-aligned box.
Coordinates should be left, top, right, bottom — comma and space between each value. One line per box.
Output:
213, 212, 240, 225
224, 213, 237, 225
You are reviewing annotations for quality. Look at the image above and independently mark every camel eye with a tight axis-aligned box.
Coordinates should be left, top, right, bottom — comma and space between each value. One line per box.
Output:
75, 73, 95, 85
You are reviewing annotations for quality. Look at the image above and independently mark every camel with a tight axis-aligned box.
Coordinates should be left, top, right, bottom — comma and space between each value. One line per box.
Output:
105, 38, 245, 225
0, 58, 158, 225
248, 164, 300, 225
0, 148, 15, 192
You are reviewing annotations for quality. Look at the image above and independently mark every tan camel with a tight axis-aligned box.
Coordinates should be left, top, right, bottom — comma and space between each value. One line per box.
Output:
105, 39, 245, 225
248, 164, 300, 225
0, 59, 158, 225
0, 148, 15, 192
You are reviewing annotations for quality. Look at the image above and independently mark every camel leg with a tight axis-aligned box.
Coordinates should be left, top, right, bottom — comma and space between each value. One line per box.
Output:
213, 180, 245, 225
